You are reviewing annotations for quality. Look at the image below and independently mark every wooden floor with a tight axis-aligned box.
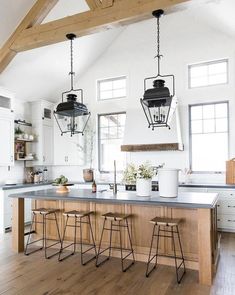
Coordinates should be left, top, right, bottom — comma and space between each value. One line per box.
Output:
0, 232, 234, 295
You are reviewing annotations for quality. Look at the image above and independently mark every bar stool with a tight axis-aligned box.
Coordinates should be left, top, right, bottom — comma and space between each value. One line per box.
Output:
58, 210, 97, 265
146, 217, 186, 283
96, 212, 135, 272
25, 208, 62, 259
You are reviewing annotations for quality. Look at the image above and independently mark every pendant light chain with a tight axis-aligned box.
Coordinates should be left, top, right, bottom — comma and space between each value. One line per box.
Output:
156, 15, 162, 76
70, 37, 75, 91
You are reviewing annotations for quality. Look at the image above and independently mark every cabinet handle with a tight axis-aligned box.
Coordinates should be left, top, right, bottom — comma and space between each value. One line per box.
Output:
228, 219, 235, 222
217, 219, 220, 221
43, 156, 45, 162
217, 204, 220, 207
228, 205, 235, 208
67, 156, 69, 162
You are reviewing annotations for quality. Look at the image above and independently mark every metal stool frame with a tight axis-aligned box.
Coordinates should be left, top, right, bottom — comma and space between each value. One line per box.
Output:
58, 213, 97, 265
96, 216, 135, 272
146, 223, 186, 283
25, 211, 62, 259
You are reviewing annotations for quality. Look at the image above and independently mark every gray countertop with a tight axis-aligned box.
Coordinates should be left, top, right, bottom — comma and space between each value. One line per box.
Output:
0, 182, 53, 190
2, 181, 235, 190
9, 188, 218, 209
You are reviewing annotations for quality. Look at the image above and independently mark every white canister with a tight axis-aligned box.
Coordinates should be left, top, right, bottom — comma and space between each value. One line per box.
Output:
158, 168, 179, 198
136, 178, 152, 197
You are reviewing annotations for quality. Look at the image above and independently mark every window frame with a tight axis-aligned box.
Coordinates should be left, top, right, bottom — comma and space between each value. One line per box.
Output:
97, 76, 127, 101
189, 101, 229, 174
188, 59, 228, 89
98, 111, 126, 173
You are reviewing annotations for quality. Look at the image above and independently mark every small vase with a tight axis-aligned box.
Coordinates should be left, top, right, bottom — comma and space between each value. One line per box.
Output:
83, 169, 94, 182
136, 178, 152, 197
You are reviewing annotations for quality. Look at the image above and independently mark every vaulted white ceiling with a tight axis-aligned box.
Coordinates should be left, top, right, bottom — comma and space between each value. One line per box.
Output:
0, 0, 235, 103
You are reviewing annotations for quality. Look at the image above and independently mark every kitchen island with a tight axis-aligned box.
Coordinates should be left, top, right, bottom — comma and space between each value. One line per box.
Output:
9, 189, 219, 286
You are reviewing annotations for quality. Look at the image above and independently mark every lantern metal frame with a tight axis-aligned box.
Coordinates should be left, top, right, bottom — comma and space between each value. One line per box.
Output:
140, 9, 176, 131
54, 33, 91, 136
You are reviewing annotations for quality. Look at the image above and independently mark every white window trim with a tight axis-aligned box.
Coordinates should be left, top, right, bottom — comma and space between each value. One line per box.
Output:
189, 101, 229, 174
98, 111, 126, 173
96, 76, 127, 101
188, 59, 229, 89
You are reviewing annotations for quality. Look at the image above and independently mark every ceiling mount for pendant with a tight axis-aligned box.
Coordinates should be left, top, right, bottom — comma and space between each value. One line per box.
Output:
140, 9, 177, 131
152, 9, 164, 18
54, 32, 91, 137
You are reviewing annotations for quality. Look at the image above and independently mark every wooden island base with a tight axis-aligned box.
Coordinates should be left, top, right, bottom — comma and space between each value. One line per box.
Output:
12, 198, 219, 286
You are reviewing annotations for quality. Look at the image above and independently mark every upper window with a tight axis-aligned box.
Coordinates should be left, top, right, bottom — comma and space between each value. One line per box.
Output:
189, 102, 229, 172
98, 112, 126, 172
97, 76, 127, 101
188, 59, 228, 88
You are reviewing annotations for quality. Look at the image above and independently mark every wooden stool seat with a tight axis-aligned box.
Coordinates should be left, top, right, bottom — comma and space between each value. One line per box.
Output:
32, 208, 60, 215
101, 212, 130, 221
150, 217, 181, 227
63, 210, 94, 218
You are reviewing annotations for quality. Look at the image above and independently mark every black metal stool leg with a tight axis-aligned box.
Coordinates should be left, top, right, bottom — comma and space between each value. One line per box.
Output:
80, 215, 97, 265
96, 218, 110, 267
126, 218, 135, 263
155, 225, 160, 267
44, 213, 62, 259
120, 219, 135, 272
174, 225, 186, 283
146, 224, 157, 277
59, 215, 77, 261
25, 213, 44, 256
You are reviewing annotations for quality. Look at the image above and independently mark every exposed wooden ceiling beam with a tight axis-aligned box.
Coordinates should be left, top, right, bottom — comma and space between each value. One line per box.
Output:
85, 0, 101, 10
11, 0, 194, 53
0, 0, 58, 73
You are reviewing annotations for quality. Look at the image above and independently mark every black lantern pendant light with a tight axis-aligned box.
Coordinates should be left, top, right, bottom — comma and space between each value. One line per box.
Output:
54, 33, 91, 136
140, 10, 177, 131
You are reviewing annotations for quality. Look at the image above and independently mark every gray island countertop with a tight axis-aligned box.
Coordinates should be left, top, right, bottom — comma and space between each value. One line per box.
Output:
9, 188, 218, 209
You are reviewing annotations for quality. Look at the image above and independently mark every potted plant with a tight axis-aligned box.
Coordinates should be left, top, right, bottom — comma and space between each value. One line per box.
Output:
136, 162, 155, 197
53, 175, 70, 193
15, 126, 24, 139
123, 162, 155, 197
83, 122, 95, 182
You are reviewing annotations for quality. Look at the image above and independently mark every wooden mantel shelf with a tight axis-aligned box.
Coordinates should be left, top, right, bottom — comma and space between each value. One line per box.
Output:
121, 143, 184, 152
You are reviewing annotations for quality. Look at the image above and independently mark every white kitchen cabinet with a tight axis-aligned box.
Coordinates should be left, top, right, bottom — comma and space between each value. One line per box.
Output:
207, 188, 235, 232
54, 121, 85, 166
0, 184, 53, 233
0, 110, 14, 166
31, 100, 54, 166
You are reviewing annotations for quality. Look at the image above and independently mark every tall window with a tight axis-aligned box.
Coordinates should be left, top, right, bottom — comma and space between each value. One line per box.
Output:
188, 59, 228, 88
189, 102, 229, 172
97, 76, 126, 101
98, 112, 126, 172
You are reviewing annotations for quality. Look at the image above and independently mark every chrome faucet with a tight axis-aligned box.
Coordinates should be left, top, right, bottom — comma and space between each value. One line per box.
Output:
109, 160, 118, 194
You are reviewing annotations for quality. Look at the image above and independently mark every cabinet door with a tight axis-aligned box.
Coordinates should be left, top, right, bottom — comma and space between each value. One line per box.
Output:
54, 122, 67, 165
54, 124, 85, 166
43, 123, 53, 165
67, 134, 85, 166
0, 113, 14, 166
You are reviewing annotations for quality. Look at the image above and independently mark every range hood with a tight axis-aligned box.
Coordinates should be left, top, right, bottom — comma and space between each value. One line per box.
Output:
121, 104, 183, 152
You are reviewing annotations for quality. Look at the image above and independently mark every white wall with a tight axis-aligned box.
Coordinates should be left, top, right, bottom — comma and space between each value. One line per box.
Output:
76, 12, 235, 183
0, 96, 31, 185
2, 10, 235, 184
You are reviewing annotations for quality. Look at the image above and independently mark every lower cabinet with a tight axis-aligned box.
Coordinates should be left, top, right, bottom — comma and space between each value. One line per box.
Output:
0, 184, 53, 233
179, 186, 235, 232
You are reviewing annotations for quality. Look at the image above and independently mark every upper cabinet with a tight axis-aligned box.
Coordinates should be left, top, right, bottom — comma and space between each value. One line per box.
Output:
54, 111, 85, 166
30, 100, 54, 166
0, 87, 14, 166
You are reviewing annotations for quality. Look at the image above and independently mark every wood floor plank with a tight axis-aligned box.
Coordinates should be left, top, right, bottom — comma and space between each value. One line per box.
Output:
0, 232, 234, 294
